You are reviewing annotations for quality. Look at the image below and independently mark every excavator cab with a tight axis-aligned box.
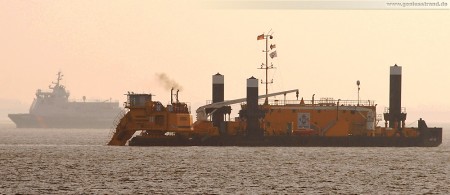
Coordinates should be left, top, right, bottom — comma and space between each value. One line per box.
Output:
126, 93, 152, 108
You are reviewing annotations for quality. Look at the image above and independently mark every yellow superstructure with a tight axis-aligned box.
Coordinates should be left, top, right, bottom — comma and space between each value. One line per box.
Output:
220, 99, 377, 137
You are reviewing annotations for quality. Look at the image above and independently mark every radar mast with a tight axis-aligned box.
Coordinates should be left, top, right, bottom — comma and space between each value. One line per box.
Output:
257, 30, 277, 105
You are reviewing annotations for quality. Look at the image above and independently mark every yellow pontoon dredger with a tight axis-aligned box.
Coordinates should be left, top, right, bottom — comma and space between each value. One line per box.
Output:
108, 33, 442, 147
107, 65, 442, 147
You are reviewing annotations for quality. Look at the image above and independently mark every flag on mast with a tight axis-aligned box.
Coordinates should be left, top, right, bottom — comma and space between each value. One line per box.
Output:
257, 34, 264, 40
269, 50, 277, 58
270, 44, 276, 50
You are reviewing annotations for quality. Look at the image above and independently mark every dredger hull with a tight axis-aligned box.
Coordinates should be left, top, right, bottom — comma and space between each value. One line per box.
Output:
129, 127, 442, 147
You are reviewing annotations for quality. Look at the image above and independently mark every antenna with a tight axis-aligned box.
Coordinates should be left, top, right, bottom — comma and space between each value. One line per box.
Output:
50, 71, 64, 89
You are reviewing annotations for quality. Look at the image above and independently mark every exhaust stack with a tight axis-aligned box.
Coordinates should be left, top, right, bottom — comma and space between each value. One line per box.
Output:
170, 88, 173, 104
385, 64, 407, 129
212, 73, 224, 127
246, 76, 263, 137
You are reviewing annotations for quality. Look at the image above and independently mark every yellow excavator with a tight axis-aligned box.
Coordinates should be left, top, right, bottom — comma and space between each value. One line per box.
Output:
108, 89, 198, 146
108, 89, 298, 146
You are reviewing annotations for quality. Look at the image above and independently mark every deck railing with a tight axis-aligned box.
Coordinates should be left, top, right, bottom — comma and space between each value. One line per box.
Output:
205, 99, 376, 107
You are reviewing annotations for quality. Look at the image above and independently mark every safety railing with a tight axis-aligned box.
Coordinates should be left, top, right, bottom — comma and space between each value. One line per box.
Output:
206, 99, 375, 107
262, 99, 375, 107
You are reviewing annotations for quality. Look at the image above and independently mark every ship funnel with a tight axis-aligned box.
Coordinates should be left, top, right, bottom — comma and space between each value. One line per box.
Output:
212, 73, 225, 127
246, 76, 263, 137
385, 64, 407, 129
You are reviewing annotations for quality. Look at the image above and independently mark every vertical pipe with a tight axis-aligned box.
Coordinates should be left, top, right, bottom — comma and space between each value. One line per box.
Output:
170, 88, 173, 104
246, 76, 261, 137
336, 99, 341, 120
212, 73, 224, 127
389, 65, 402, 129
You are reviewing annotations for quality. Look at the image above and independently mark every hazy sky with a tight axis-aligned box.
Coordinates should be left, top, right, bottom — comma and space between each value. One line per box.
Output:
1, 1, 449, 124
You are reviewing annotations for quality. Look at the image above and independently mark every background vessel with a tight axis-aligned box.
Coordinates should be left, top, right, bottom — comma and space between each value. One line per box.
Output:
8, 72, 122, 129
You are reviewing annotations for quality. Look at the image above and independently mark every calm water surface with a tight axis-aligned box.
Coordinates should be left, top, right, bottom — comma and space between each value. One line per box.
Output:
1, 124, 449, 194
